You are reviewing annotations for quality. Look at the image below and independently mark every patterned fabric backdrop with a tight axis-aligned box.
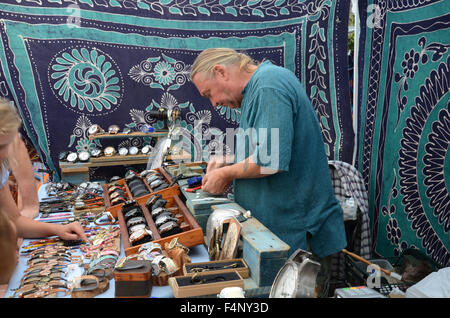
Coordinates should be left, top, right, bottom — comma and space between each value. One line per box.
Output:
356, 0, 450, 266
0, 0, 352, 180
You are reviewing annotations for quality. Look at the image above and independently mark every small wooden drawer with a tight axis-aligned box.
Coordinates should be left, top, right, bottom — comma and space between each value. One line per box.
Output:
183, 259, 249, 279
169, 271, 244, 298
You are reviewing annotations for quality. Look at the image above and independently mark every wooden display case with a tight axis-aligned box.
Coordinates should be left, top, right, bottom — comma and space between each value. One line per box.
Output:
117, 195, 204, 256
104, 167, 180, 219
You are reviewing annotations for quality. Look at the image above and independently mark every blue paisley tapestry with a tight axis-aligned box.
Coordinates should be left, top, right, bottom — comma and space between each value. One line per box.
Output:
0, 0, 352, 180
356, 0, 450, 267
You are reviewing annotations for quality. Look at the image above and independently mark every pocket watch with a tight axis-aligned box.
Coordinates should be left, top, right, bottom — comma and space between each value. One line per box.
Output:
269, 249, 321, 298
104, 146, 116, 157
78, 151, 90, 162
129, 146, 139, 155
66, 152, 78, 163
118, 147, 128, 156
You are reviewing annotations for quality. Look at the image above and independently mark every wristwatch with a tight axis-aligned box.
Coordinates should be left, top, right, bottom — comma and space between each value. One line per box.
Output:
118, 147, 128, 156
151, 198, 167, 211
104, 146, 116, 157
88, 124, 104, 136
128, 228, 153, 245
90, 148, 102, 158
126, 216, 146, 228
151, 207, 168, 219
138, 242, 162, 255
78, 151, 90, 162
159, 257, 178, 275
110, 196, 126, 206
128, 223, 148, 234
141, 145, 151, 154
129, 146, 139, 155
108, 125, 120, 134
124, 207, 142, 221
150, 179, 164, 189
155, 215, 178, 228
158, 220, 181, 236
66, 152, 78, 163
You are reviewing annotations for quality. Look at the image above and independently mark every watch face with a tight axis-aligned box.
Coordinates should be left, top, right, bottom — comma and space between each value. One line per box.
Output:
67, 152, 78, 163
104, 146, 115, 156
90, 148, 102, 157
141, 145, 151, 154
129, 146, 139, 155
78, 151, 90, 162
118, 147, 128, 156
88, 124, 103, 135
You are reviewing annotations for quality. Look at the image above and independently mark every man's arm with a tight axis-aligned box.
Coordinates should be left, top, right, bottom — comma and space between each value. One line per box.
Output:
9, 135, 39, 218
202, 155, 280, 194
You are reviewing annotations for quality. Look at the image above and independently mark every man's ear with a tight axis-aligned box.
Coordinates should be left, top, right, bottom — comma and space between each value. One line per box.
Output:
213, 65, 227, 79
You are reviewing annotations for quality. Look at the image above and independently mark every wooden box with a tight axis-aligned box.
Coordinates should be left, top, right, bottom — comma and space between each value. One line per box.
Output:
104, 168, 180, 219
183, 259, 249, 279
113, 260, 152, 298
117, 195, 204, 256
211, 203, 291, 288
169, 271, 244, 298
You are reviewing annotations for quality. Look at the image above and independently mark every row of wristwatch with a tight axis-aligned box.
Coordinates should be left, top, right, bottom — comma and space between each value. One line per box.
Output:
59, 145, 153, 163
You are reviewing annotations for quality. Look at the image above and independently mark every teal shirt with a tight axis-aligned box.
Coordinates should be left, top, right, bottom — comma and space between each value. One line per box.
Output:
234, 61, 347, 258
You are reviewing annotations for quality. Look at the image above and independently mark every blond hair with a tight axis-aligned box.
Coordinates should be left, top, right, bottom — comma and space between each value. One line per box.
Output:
190, 48, 259, 80
0, 98, 21, 135
0, 98, 22, 173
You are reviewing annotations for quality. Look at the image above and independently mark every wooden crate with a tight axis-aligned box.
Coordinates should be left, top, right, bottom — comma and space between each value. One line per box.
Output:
169, 271, 244, 298
104, 168, 180, 219
183, 259, 249, 279
118, 195, 204, 257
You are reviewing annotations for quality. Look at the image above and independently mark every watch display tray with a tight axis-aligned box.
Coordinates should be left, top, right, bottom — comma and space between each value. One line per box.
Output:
169, 271, 244, 298
125, 244, 190, 286
104, 167, 180, 219
183, 259, 249, 279
117, 195, 204, 257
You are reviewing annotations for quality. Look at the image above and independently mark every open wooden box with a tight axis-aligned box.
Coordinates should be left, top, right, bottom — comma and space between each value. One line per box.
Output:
169, 271, 244, 298
104, 167, 180, 219
183, 259, 249, 279
117, 195, 204, 257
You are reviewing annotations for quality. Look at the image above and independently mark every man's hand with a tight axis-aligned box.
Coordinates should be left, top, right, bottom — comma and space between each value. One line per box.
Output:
202, 167, 232, 194
54, 222, 88, 242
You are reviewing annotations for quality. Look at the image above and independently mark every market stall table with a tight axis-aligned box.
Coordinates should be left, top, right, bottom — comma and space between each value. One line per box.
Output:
4, 183, 210, 298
